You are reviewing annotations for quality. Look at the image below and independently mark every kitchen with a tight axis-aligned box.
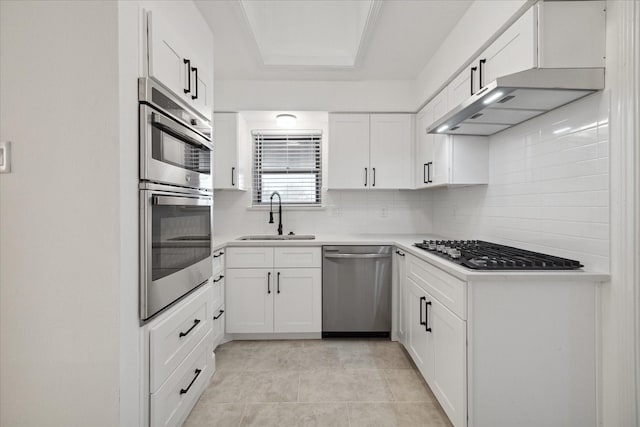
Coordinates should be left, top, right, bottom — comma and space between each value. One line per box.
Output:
0, 1, 638, 427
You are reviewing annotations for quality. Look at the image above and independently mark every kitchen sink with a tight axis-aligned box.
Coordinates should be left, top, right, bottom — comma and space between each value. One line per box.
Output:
237, 234, 316, 241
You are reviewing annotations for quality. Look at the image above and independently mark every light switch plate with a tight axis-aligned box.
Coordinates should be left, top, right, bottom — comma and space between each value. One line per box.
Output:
0, 141, 11, 173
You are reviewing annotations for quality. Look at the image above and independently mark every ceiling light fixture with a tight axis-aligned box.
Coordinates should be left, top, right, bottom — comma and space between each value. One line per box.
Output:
276, 114, 297, 127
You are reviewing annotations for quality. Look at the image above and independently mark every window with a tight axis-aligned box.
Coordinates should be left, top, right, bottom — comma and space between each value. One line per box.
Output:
252, 131, 322, 206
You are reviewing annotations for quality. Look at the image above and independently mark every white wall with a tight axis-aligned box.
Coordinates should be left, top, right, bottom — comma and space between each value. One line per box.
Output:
0, 2, 121, 426
215, 189, 433, 237
431, 94, 609, 272
214, 79, 416, 112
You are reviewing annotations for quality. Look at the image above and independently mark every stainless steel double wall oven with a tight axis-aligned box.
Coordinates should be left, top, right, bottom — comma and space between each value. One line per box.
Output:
139, 78, 214, 321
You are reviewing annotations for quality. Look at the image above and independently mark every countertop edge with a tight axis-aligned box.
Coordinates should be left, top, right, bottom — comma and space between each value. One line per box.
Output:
213, 234, 610, 282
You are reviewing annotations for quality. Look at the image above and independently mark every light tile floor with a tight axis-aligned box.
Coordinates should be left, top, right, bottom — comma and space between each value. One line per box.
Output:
184, 339, 452, 427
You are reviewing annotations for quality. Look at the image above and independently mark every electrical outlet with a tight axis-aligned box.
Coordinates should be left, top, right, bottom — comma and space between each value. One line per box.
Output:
452, 205, 457, 219
381, 206, 388, 218
331, 206, 342, 216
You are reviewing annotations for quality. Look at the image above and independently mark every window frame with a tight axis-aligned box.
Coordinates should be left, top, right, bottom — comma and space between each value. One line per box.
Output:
252, 130, 323, 207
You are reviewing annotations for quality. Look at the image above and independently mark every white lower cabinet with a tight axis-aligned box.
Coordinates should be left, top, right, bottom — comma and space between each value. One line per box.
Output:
429, 295, 466, 427
403, 254, 467, 427
400, 252, 599, 427
274, 268, 322, 333
150, 330, 214, 427
405, 277, 434, 379
145, 284, 215, 427
226, 268, 274, 333
226, 247, 322, 334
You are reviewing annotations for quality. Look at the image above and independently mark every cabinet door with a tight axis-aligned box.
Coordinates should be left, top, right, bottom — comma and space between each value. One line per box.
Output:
225, 268, 274, 333
430, 93, 450, 186
405, 277, 434, 382
273, 268, 322, 333
213, 113, 239, 189
369, 114, 414, 189
191, 66, 213, 120
147, 11, 188, 103
430, 297, 466, 427
448, 66, 475, 109
479, 8, 536, 86
415, 106, 433, 189
328, 114, 370, 189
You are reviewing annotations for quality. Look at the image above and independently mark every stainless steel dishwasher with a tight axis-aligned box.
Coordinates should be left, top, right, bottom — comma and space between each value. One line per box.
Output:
322, 245, 392, 338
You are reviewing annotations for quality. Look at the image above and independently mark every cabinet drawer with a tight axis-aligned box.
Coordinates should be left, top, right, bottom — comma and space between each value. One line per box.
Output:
150, 330, 215, 427
407, 254, 466, 319
212, 273, 225, 311
274, 247, 321, 268
212, 306, 225, 350
149, 285, 213, 392
213, 248, 225, 276
226, 247, 274, 268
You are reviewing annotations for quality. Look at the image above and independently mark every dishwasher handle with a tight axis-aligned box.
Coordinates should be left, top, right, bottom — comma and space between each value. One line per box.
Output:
324, 253, 391, 259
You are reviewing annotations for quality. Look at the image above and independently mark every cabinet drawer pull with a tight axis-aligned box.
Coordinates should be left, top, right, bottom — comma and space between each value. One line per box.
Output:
213, 310, 225, 320
191, 67, 198, 100
395, 250, 405, 257
267, 271, 271, 294
372, 167, 376, 187
364, 167, 368, 187
231, 167, 235, 186
179, 318, 201, 338
428, 162, 433, 183
179, 368, 202, 395
419, 296, 426, 326
479, 58, 486, 89
213, 251, 225, 258
277, 272, 281, 294
213, 275, 224, 283
470, 66, 477, 95
425, 301, 432, 333
184, 59, 191, 94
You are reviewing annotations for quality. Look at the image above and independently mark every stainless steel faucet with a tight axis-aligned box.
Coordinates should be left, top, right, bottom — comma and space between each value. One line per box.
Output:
268, 191, 283, 235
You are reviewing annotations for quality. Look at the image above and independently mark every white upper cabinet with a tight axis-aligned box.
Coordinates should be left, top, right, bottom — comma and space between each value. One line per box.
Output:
416, 92, 487, 189
213, 113, 248, 190
369, 114, 414, 189
328, 114, 370, 189
146, 7, 214, 120
329, 113, 414, 190
478, 8, 536, 88
446, 2, 605, 109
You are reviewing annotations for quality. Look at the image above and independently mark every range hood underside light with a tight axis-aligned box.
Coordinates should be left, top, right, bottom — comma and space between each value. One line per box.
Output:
428, 68, 605, 136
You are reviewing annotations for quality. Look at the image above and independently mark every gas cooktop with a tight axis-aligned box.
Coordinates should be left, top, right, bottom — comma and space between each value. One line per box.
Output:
413, 240, 583, 270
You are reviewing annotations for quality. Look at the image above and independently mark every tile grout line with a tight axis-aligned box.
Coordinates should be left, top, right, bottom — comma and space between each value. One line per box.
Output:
237, 403, 247, 427
381, 369, 398, 403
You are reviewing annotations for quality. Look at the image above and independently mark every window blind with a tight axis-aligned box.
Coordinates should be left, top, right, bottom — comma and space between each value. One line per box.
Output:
252, 131, 322, 206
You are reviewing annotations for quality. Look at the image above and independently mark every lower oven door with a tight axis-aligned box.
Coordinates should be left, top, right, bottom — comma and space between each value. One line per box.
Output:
140, 186, 213, 320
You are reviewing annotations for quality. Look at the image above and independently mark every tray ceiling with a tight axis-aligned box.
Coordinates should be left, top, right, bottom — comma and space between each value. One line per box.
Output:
196, 0, 473, 81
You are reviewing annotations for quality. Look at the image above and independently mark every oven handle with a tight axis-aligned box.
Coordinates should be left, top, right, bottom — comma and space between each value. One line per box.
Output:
151, 112, 213, 151
152, 195, 212, 207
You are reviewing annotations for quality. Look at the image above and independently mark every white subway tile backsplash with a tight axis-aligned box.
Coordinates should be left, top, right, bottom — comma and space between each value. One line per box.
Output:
432, 93, 609, 272
214, 189, 433, 236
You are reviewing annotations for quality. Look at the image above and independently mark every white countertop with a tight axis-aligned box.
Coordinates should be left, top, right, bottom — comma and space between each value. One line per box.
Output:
213, 234, 609, 282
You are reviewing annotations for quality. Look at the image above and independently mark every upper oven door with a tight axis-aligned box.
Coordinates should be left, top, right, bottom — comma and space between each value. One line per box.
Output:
140, 103, 213, 190
140, 185, 213, 320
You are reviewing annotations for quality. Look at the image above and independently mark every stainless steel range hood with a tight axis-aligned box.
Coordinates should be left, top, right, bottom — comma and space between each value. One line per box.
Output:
426, 68, 605, 136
